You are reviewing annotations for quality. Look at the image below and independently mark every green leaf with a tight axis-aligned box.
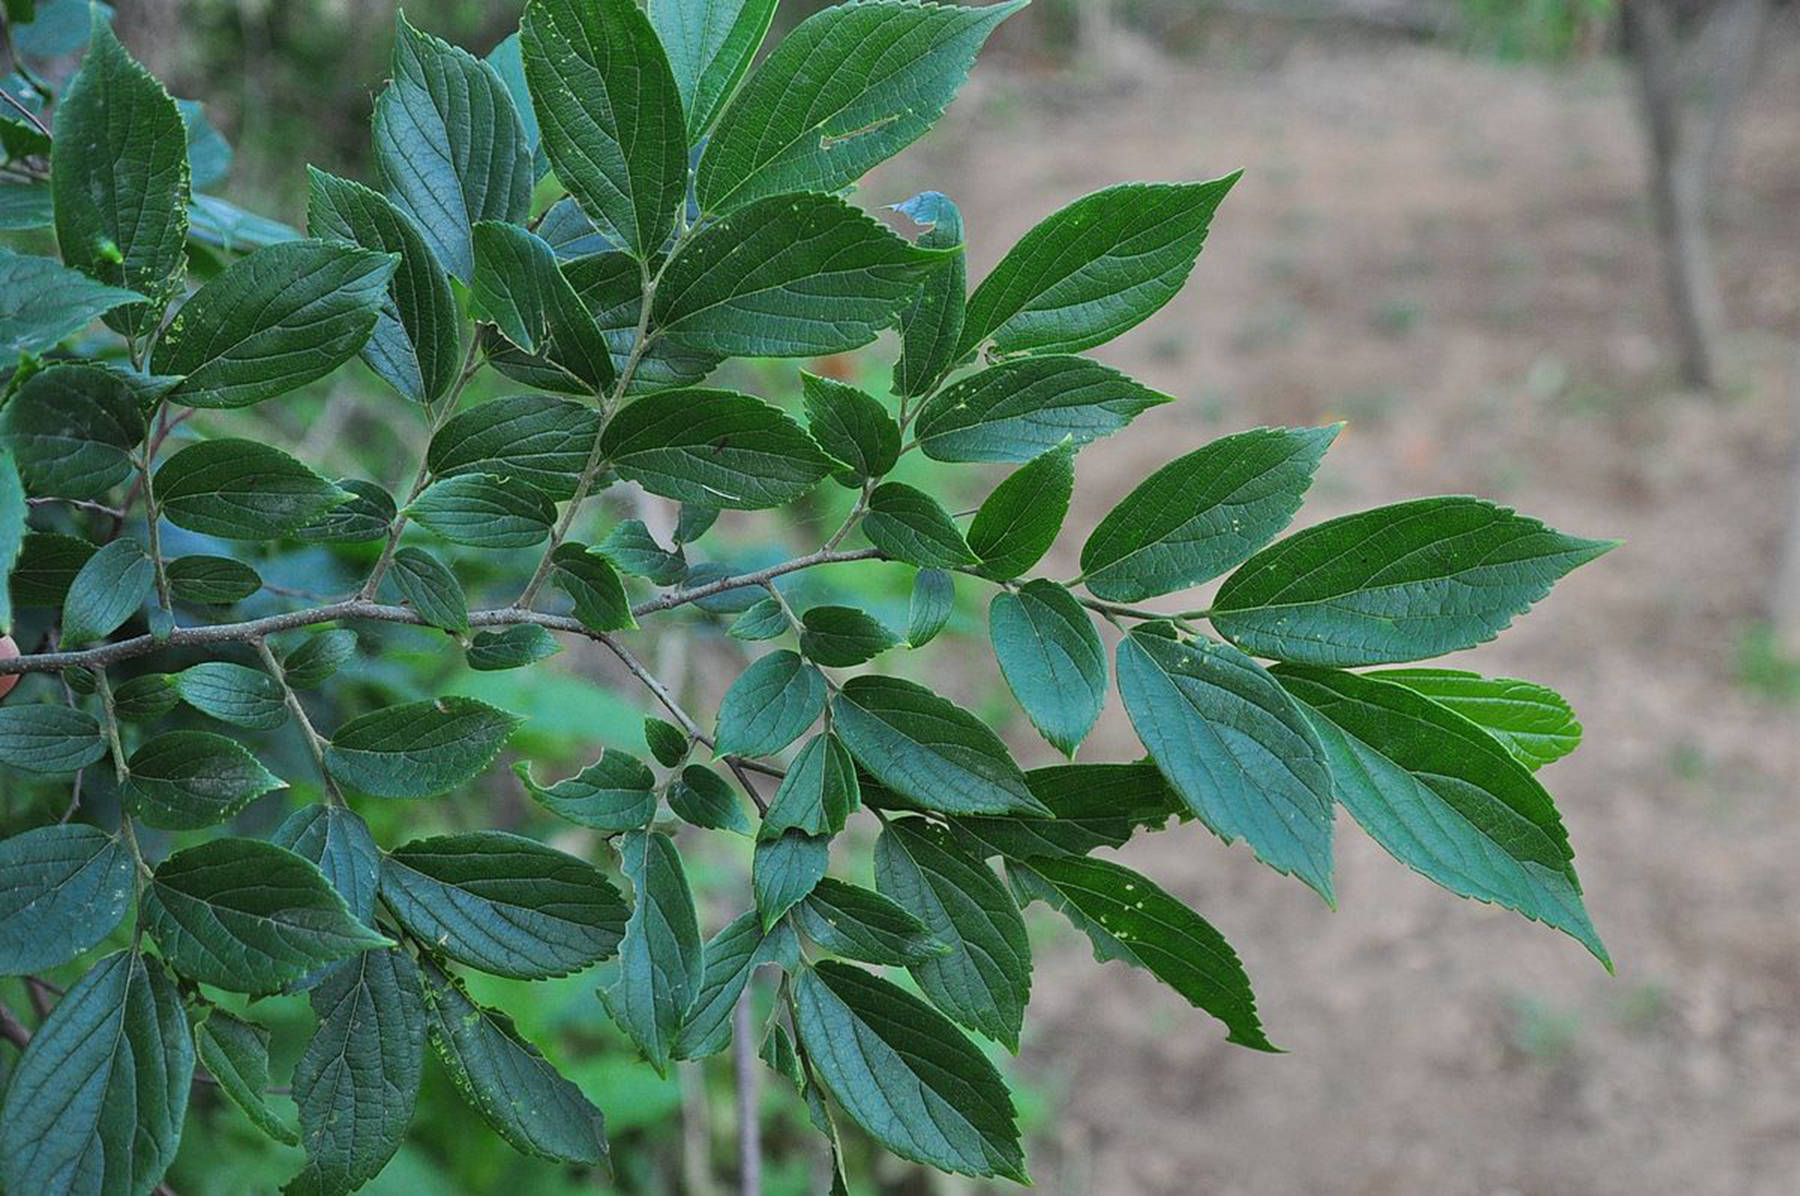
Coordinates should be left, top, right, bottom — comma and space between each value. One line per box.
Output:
651, 0, 777, 143
153, 240, 399, 408
521, 0, 686, 257
427, 393, 604, 501
381, 831, 628, 980
1276, 665, 1609, 966
1079, 425, 1337, 603
405, 473, 555, 548
421, 958, 608, 1163
0, 249, 145, 358
167, 555, 261, 604
270, 803, 381, 925
564, 250, 722, 392
10, 531, 94, 610
891, 191, 967, 398
966, 442, 1074, 580
862, 481, 978, 568
1370, 668, 1582, 770
59, 537, 152, 646
0, 366, 142, 511
752, 830, 829, 929
601, 388, 834, 509
306, 167, 461, 403
602, 829, 703, 1075
186, 193, 301, 253
177, 98, 231, 192
696, 0, 1024, 213
599, 519, 686, 585
295, 479, 395, 544
794, 960, 1025, 1183
915, 356, 1172, 464
1117, 626, 1336, 900
906, 567, 955, 648
0, 182, 53, 230
644, 717, 691, 767
155, 438, 350, 540
467, 221, 614, 393
391, 545, 468, 633
675, 502, 719, 545
325, 696, 520, 799
0, 448, 21, 632
951, 762, 1183, 861
761, 732, 858, 839
799, 604, 899, 667
0, 824, 134, 973
832, 675, 1048, 816
0, 704, 105, 773
673, 911, 798, 1061
714, 649, 826, 758
111, 674, 179, 721
374, 13, 533, 282
515, 749, 657, 831
280, 629, 359, 689
0, 951, 192, 1196
801, 372, 900, 486
124, 730, 285, 830
198, 1011, 298, 1145
874, 816, 1030, 1050
551, 542, 637, 631
1210, 497, 1617, 667
728, 597, 788, 641
652, 193, 944, 358
958, 175, 1239, 359
289, 949, 426, 1192
668, 764, 754, 835
143, 838, 391, 993
50, 16, 189, 342
468, 624, 562, 671
486, 33, 546, 179
796, 877, 946, 966
173, 661, 289, 730
1015, 854, 1276, 1051
989, 580, 1105, 756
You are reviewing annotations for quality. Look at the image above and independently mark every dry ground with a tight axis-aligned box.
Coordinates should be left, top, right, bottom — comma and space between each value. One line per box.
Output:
867, 27, 1800, 1196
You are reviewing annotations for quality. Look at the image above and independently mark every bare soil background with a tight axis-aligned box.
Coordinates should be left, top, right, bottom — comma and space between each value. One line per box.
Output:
867, 27, 1800, 1196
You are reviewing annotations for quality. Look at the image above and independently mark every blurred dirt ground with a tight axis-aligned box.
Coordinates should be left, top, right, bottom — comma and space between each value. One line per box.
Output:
867, 27, 1800, 1196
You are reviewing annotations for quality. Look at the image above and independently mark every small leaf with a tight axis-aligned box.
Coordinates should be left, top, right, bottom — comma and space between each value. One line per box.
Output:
0, 952, 192, 1196
958, 175, 1239, 358
468, 221, 614, 393
551, 543, 637, 631
0, 248, 145, 357
891, 190, 967, 399
280, 629, 358, 689
832, 675, 1047, 816
0, 704, 106, 773
186, 193, 302, 253
599, 519, 686, 585
602, 830, 703, 1075
405, 473, 555, 549
59, 538, 153, 646
125, 730, 285, 830
794, 961, 1025, 1183
198, 1011, 298, 1145
951, 762, 1184, 862
381, 831, 628, 980
112, 674, 180, 721
673, 911, 798, 1061
668, 764, 754, 835
0, 824, 134, 973
915, 356, 1172, 464
0, 363, 146, 499
173, 661, 289, 730
155, 438, 349, 540
270, 803, 382, 925
862, 482, 978, 568
515, 749, 657, 831
295, 479, 395, 544
761, 732, 858, 839
428, 394, 604, 501
1211, 497, 1617, 667
799, 604, 899, 667
10, 531, 94, 610
801, 372, 900, 486
167, 555, 261, 604
989, 580, 1106, 756
325, 696, 520, 799
1370, 668, 1583, 770
153, 240, 399, 408
906, 568, 955, 647
796, 877, 946, 966
966, 442, 1074, 580
752, 830, 829, 930
600, 388, 834, 510
643, 717, 691, 767
143, 838, 391, 993
391, 545, 468, 633
714, 649, 826, 758
468, 624, 562, 671
177, 98, 232, 192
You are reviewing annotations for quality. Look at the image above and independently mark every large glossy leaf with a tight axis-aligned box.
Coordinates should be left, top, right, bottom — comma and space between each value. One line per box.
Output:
381, 831, 628, 979
696, 0, 1024, 213
0, 824, 134, 973
306, 167, 461, 403
891, 190, 966, 398
124, 730, 285, 830
861, 481, 978, 568
0, 704, 107, 773
958, 175, 1239, 358
521, 0, 686, 257
832, 675, 1048, 816
0, 249, 144, 357
600, 388, 833, 509
373, 13, 532, 282
173, 661, 289, 730
602, 829, 703, 1075
153, 240, 399, 409
672, 911, 798, 1061
154, 439, 349, 540
1079, 424, 1337, 602
404, 473, 555, 548
966, 442, 1073, 580
197, 1010, 297, 1145
427, 393, 604, 500
949, 762, 1183, 862
794, 961, 1025, 1183
50, 16, 189, 341
0, 951, 192, 1196
1277, 665, 1609, 966
1211, 497, 1617, 666
1014, 854, 1275, 1050
0, 367, 144, 502
650, 0, 778, 142
1369, 668, 1582, 770
324, 696, 520, 799
989, 580, 1105, 756
651, 193, 943, 358
875, 817, 1031, 1050
142, 838, 390, 993
59, 538, 153, 646
795, 877, 946, 966
1117, 626, 1336, 900
468, 221, 614, 393
915, 355, 1170, 464
801, 372, 900, 485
